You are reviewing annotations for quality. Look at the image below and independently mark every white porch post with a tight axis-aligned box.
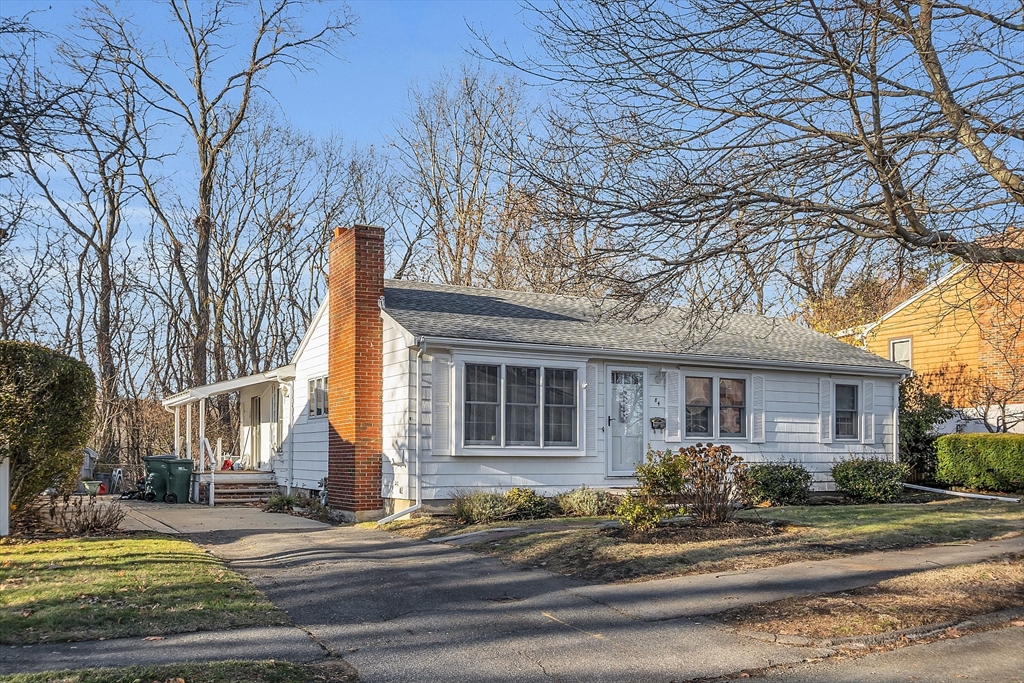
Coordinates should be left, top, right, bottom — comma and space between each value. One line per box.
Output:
186, 403, 193, 461
1, 457, 10, 537
174, 407, 181, 457
198, 398, 207, 472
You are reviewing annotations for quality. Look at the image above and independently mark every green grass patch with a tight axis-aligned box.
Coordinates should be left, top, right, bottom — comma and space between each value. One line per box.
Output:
0, 659, 356, 683
467, 498, 1024, 583
0, 536, 287, 644
738, 498, 1024, 547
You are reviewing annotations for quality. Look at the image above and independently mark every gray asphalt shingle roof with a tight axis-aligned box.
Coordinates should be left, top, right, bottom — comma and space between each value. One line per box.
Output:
382, 279, 906, 373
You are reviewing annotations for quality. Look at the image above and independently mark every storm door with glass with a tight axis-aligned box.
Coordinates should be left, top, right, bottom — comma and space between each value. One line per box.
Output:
608, 369, 645, 475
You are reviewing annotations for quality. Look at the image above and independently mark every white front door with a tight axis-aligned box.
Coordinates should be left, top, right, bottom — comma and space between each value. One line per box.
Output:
608, 368, 645, 475
250, 396, 264, 470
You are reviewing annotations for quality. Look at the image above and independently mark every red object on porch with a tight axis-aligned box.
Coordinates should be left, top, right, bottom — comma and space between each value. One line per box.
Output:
221, 459, 233, 470
327, 225, 385, 519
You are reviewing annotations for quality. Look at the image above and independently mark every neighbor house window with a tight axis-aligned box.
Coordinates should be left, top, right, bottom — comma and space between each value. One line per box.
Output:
463, 362, 578, 448
835, 384, 858, 439
685, 377, 713, 437
719, 378, 746, 437
308, 376, 328, 417
890, 339, 912, 369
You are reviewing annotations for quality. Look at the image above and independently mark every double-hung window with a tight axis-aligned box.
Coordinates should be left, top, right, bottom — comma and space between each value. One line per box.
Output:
719, 378, 746, 437
890, 339, 912, 369
835, 384, 858, 439
685, 377, 713, 437
308, 376, 328, 418
463, 362, 578, 449
684, 375, 747, 438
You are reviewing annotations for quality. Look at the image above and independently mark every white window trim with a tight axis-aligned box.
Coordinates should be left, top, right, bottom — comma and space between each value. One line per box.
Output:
453, 352, 587, 457
834, 381, 861, 441
606, 364, 649, 476
681, 371, 751, 441
889, 338, 912, 369
307, 375, 329, 419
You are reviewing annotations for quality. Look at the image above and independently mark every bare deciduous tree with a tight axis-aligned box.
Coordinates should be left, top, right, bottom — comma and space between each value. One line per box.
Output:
86, 0, 355, 388
487, 0, 1024, 308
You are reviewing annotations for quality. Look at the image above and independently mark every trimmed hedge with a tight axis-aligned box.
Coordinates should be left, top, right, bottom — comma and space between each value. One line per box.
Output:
831, 458, 910, 503
744, 462, 812, 506
0, 341, 96, 523
935, 433, 1024, 492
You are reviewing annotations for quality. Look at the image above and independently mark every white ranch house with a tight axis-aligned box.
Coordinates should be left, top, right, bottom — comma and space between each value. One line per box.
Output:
163, 225, 909, 520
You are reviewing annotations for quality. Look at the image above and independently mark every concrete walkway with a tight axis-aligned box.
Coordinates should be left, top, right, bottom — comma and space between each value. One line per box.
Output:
117, 499, 331, 534
729, 624, 1024, 682
573, 535, 1024, 621
0, 626, 326, 675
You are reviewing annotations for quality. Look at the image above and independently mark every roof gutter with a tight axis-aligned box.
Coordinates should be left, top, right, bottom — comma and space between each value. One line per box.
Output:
415, 336, 909, 378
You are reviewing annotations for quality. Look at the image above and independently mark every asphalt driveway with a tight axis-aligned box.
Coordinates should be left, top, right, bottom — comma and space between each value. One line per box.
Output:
193, 524, 826, 682
193, 524, 1022, 683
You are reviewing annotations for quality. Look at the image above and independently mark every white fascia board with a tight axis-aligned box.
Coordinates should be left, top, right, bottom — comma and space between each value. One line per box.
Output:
162, 366, 294, 408
421, 336, 909, 378
290, 297, 329, 365
870, 265, 967, 328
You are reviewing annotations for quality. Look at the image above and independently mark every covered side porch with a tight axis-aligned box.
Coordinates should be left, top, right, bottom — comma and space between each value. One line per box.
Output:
161, 365, 295, 505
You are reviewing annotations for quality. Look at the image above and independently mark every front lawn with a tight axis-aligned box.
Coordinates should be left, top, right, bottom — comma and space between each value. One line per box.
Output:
713, 552, 1024, 640
0, 659, 355, 683
456, 498, 1023, 583
0, 536, 287, 644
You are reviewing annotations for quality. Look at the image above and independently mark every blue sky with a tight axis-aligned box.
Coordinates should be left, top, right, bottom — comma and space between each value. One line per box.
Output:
3, 0, 540, 147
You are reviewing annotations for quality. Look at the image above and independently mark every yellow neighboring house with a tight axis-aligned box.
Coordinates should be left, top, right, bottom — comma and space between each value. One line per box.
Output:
857, 264, 1024, 434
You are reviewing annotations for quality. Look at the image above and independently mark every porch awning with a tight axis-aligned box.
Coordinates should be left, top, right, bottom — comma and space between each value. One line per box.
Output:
162, 364, 296, 408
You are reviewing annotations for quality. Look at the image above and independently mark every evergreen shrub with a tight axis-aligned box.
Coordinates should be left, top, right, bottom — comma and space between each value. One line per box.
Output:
0, 341, 95, 524
831, 457, 910, 503
936, 434, 1024, 492
743, 461, 812, 506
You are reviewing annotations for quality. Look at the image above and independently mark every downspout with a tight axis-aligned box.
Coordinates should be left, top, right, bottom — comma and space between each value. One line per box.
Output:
892, 379, 900, 464
378, 337, 425, 524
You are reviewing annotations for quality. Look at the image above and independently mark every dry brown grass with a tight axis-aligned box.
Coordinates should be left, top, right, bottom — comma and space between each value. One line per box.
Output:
714, 553, 1024, 639
462, 498, 1023, 583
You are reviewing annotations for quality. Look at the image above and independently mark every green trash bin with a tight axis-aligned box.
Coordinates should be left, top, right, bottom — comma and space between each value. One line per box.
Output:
142, 456, 173, 502
164, 459, 194, 504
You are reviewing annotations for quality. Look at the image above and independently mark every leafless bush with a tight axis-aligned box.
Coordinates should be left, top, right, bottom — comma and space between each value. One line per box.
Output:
49, 494, 126, 535
680, 443, 747, 524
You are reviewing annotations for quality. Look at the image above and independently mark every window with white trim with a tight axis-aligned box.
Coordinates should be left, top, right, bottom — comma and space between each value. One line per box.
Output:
685, 376, 713, 437
683, 374, 747, 438
719, 378, 746, 437
463, 362, 578, 448
835, 383, 858, 439
308, 376, 328, 418
890, 339, 912, 369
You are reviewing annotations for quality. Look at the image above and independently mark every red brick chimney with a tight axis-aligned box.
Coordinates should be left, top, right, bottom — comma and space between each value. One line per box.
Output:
327, 225, 385, 520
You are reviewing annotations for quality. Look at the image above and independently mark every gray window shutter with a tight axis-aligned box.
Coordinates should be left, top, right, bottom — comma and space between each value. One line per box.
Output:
818, 378, 833, 444
586, 363, 598, 454
431, 354, 451, 455
665, 369, 681, 443
861, 380, 876, 445
750, 374, 766, 444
